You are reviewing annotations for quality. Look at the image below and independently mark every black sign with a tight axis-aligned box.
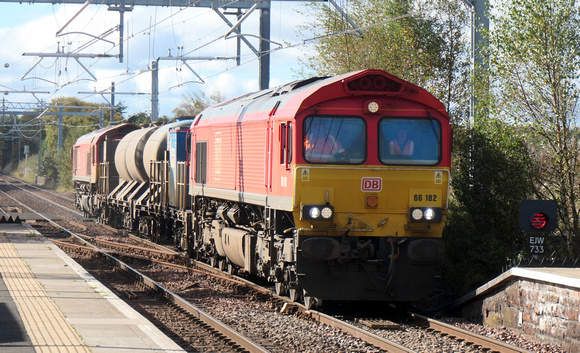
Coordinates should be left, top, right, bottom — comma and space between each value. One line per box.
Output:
519, 200, 557, 233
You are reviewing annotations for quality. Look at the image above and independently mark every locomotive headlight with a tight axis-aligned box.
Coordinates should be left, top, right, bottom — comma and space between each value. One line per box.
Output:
424, 208, 435, 221
367, 101, 380, 113
309, 207, 321, 219
302, 205, 335, 220
410, 207, 443, 223
321, 206, 333, 219
411, 208, 424, 221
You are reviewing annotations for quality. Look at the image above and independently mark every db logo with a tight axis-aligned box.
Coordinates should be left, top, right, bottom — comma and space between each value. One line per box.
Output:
361, 177, 382, 192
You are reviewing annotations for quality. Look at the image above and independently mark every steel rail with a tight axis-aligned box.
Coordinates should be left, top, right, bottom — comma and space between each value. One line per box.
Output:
0, 185, 271, 353
305, 310, 417, 353
76, 233, 178, 257
99, 248, 270, 353
1, 178, 82, 217
412, 313, 532, 353
0, 174, 75, 202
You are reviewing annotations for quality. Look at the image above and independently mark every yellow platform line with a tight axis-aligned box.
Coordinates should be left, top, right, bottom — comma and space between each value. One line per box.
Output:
0, 234, 90, 353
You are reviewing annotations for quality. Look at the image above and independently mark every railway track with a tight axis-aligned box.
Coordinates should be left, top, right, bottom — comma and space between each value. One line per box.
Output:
0, 179, 270, 352
2, 174, 75, 203
411, 314, 532, 353
0, 176, 544, 353
57, 237, 272, 353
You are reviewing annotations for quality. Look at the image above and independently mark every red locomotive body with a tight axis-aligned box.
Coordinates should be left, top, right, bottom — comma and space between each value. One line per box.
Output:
188, 70, 451, 304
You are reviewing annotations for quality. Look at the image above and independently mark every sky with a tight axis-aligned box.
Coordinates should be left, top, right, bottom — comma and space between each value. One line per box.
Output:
0, 1, 318, 119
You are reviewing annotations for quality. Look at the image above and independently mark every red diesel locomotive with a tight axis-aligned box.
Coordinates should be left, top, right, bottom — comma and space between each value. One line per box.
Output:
73, 69, 450, 307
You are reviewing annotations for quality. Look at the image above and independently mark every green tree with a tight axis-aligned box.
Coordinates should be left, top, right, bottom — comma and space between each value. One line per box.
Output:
484, 0, 580, 256
128, 112, 151, 125
444, 121, 534, 296
0, 115, 40, 172
172, 91, 226, 118
298, 0, 470, 120
114, 102, 128, 122
39, 97, 107, 189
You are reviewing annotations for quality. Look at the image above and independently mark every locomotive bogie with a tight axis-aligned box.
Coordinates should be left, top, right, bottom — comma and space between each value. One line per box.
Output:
75, 181, 97, 217
295, 234, 445, 301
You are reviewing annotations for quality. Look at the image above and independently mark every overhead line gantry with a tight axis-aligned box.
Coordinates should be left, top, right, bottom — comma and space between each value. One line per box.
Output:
0, 0, 358, 121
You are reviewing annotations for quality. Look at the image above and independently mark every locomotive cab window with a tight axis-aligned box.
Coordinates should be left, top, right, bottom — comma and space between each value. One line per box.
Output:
280, 122, 293, 168
303, 116, 365, 164
379, 117, 441, 165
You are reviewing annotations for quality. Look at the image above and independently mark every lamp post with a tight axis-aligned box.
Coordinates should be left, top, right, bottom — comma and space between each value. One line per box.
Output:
459, 0, 489, 125
460, 0, 475, 126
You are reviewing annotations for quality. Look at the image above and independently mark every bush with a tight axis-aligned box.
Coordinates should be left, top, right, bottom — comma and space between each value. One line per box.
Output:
442, 122, 534, 299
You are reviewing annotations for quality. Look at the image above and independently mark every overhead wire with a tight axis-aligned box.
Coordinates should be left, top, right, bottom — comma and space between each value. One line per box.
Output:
148, 8, 435, 99
20, 1, 439, 117
59, 1, 205, 87
27, 2, 226, 95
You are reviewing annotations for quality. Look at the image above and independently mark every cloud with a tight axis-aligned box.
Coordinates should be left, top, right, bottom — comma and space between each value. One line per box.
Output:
0, 2, 316, 118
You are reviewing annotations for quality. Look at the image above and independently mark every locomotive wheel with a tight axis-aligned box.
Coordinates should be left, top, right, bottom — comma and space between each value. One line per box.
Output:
285, 269, 301, 301
218, 260, 227, 271
209, 257, 218, 268
303, 290, 321, 309
303, 295, 315, 309
289, 287, 302, 302
275, 282, 288, 296
227, 263, 236, 275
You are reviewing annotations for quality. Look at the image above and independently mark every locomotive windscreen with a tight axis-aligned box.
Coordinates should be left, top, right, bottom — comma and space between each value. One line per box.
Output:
303, 116, 366, 164
378, 117, 441, 165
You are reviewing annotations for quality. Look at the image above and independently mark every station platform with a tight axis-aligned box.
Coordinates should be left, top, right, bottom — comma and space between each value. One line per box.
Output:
0, 222, 186, 353
453, 265, 580, 352
454, 265, 580, 305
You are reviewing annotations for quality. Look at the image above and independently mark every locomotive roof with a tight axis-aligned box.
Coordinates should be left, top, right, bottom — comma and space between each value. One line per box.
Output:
74, 123, 140, 145
194, 69, 448, 123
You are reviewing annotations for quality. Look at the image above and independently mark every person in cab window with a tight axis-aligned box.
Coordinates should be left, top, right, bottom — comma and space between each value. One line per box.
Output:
304, 131, 345, 162
389, 128, 414, 156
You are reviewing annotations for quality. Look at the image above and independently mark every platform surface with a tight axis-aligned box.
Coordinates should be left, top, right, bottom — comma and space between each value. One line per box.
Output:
0, 222, 186, 353
453, 265, 580, 308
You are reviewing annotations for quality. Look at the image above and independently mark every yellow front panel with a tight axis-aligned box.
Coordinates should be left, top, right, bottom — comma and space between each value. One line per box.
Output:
294, 165, 449, 238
